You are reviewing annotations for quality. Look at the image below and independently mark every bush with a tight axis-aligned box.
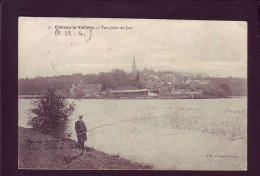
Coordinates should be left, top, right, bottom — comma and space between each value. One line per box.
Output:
28, 91, 75, 138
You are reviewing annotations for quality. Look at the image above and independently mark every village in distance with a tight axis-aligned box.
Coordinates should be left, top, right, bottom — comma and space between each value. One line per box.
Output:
18, 58, 247, 99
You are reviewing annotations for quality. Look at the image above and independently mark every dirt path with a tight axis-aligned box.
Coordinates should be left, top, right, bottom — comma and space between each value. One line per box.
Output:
18, 127, 152, 169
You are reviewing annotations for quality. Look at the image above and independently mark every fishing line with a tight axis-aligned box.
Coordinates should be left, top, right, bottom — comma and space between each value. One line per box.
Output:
86, 116, 158, 133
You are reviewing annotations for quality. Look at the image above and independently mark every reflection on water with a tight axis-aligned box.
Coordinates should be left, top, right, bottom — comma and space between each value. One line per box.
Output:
19, 98, 247, 170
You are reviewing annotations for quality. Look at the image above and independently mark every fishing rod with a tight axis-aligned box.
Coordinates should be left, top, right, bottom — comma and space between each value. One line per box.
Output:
76, 116, 158, 136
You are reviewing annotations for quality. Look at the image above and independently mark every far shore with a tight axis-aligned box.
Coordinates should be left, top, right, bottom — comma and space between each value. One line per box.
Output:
18, 127, 152, 170
18, 95, 246, 100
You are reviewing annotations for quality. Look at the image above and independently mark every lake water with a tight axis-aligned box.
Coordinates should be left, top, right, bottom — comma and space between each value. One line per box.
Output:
18, 98, 247, 170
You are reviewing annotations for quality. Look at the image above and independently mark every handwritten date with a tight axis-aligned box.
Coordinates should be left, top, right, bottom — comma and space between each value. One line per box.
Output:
55, 29, 92, 42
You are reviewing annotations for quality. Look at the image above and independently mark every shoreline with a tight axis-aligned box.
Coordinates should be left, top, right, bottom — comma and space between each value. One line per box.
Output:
18, 127, 152, 170
18, 96, 246, 100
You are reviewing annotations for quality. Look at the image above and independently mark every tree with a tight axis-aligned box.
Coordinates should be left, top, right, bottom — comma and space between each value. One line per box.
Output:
219, 84, 232, 97
136, 71, 140, 82
99, 72, 117, 91
28, 91, 75, 138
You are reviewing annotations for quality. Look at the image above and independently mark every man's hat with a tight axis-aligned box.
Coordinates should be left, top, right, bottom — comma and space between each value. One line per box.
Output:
79, 115, 83, 118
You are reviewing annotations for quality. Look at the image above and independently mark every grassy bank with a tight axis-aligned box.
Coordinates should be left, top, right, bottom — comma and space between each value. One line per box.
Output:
18, 127, 152, 169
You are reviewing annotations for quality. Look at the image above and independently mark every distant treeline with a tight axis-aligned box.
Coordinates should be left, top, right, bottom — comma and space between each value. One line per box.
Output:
19, 69, 139, 96
18, 69, 247, 97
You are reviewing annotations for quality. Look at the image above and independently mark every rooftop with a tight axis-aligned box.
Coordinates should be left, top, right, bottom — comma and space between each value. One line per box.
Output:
109, 89, 152, 93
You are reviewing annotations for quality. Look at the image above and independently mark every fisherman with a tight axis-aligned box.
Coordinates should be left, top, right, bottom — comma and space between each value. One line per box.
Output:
75, 115, 87, 151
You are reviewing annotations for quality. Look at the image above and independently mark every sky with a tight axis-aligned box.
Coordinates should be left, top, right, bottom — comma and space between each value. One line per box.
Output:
19, 17, 247, 79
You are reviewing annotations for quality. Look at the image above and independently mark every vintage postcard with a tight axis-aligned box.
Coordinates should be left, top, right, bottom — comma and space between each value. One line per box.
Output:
18, 17, 247, 170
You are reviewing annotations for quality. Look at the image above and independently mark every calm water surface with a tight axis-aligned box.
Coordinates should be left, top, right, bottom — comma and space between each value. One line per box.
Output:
19, 98, 247, 170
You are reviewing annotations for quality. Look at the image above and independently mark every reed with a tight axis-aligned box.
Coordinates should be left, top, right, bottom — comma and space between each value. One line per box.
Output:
142, 107, 246, 141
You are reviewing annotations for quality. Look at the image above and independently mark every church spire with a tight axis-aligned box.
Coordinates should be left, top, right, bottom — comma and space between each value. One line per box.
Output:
132, 56, 137, 73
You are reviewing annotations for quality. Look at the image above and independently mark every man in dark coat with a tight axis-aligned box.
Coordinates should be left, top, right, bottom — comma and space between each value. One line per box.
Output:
75, 115, 87, 151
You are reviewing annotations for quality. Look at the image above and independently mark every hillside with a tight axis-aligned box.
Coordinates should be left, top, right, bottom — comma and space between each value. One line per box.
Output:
18, 127, 152, 169
18, 69, 247, 98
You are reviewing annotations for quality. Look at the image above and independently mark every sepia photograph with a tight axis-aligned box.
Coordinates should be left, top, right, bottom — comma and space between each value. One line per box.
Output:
18, 17, 247, 170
